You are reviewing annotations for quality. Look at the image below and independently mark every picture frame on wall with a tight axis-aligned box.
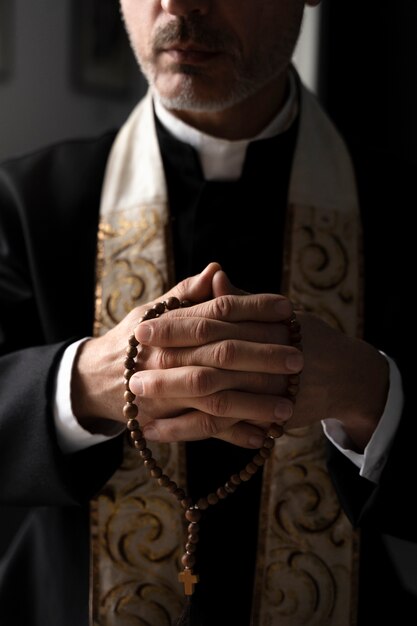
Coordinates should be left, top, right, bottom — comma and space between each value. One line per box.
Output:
71, 0, 137, 97
0, 0, 13, 80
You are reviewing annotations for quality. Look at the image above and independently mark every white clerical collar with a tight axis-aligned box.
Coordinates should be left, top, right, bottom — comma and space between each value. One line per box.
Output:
153, 70, 298, 181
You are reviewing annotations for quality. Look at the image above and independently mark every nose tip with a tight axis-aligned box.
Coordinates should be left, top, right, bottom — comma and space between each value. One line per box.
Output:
161, 0, 210, 18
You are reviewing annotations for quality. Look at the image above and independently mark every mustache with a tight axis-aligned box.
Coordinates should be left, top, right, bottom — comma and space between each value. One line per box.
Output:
152, 16, 237, 53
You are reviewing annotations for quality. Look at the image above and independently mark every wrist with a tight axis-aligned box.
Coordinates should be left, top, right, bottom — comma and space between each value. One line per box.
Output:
71, 337, 124, 431
336, 341, 389, 452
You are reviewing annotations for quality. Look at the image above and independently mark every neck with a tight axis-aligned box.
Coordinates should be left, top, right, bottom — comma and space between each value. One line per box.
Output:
165, 72, 289, 141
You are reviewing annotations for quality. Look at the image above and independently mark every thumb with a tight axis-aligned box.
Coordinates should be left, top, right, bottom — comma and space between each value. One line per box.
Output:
212, 269, 250, 297
165, 262, 222, 303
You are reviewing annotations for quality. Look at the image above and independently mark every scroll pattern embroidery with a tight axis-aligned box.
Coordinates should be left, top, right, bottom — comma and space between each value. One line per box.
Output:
91, 207, 186, 625
252, 205, 361, 626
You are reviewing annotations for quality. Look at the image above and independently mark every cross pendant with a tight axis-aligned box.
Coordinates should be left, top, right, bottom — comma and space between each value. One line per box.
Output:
178, 569, 199, 595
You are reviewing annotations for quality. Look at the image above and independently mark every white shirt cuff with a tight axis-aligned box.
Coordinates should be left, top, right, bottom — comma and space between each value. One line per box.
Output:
53, 338, 122, 454
322, 353, 404, 484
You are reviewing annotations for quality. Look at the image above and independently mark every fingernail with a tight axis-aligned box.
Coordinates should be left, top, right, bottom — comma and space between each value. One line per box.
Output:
275, 299, 292, 317
143, 425, 160, 441
137, 323, 152, 343
248, 435, 265, 448
286, 352, 303, 372
129, 376, 143, 396
274, 399, 293, 421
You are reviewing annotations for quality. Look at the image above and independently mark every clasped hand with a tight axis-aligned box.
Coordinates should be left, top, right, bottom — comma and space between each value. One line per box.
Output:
73, 263, 387, 452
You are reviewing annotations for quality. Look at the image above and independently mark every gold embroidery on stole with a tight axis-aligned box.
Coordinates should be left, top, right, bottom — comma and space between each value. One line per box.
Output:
251, 205, 361, 626
91, 205, 187, 625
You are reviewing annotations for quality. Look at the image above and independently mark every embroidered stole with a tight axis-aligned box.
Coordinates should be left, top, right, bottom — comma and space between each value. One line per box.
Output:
90, 84, 362, 626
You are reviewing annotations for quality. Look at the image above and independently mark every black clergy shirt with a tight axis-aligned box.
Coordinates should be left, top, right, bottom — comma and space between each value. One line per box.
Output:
155, 115, 298, 624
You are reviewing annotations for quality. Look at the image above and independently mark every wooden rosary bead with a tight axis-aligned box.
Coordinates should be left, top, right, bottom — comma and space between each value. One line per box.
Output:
196, 497, 209, 510
216, 486, 228, 499
144, 308, 158, 319
239, 469, 251, 482
185, 542, 197, 553
123, 403, 138, 419
124, 390, 136, 403
185, 509, 202, 523
165, 296, 180, 310
259, 447, 272, 459
124, 356, 136, 369
245, 462, 258, 475
128, 334, 139, 347
268, 424, 284, 439
230, 474, 242, 485
123, 299, 303, 598
187, 533, 199, 545
188, 523, 199, 534
207, 493, 219, 506
174, 488, 186, 500
181, 553, 196, 568
149, 302, 164, 315
188, 528, 199, 541
126, 346, 138, 359
253, 454, 266, 467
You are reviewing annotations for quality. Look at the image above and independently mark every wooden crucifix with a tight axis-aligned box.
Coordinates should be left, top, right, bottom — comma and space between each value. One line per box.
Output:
178, 569, 199, 595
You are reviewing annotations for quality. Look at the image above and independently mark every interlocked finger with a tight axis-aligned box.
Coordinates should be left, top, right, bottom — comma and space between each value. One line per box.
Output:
142, 412, 268, 449
135, 316, 289, 348
141, 340, 303, 374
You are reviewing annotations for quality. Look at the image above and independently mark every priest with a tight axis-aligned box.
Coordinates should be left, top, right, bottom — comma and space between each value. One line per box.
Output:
0, 1, 414, 624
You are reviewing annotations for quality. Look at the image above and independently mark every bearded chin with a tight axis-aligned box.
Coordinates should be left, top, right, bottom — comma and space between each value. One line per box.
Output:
144, 64, 278, 114
153, 78, 243, 113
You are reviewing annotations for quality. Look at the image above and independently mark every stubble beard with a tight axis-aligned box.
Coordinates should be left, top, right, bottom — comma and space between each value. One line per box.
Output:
127, 15, 302, 113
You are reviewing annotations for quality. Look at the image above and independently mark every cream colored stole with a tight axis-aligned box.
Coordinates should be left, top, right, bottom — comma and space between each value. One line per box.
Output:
90, 84, 362, 626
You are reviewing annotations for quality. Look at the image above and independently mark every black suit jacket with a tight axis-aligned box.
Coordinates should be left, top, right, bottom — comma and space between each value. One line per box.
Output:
0, 129, 415, 625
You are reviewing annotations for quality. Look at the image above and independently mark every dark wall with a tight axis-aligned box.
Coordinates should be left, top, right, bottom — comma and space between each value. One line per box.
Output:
0, 0, 146, 161
318, 0, 417, 164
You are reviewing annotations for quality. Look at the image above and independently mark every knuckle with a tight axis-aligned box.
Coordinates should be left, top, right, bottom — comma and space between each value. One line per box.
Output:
205, 391, 231, 417
193, 318, 210, 344
187, 368, 211, 396
213, 340, 236, 368
211, 295, 232, 319
155, 348, 175, 370
265, 344, 279, 367
199, 413, 221, 437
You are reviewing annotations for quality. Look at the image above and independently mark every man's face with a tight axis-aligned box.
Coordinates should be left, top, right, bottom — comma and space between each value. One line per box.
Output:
120, 0, 307, 112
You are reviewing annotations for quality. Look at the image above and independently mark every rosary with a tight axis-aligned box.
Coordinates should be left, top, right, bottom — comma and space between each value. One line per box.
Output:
122, 296, 302, 597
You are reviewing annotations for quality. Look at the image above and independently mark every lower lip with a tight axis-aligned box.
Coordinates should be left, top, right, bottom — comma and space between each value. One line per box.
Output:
164, 49, 220, 64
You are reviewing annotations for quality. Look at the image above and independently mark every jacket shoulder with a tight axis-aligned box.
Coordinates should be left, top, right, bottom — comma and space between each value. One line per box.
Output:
0, 131, 118, 190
